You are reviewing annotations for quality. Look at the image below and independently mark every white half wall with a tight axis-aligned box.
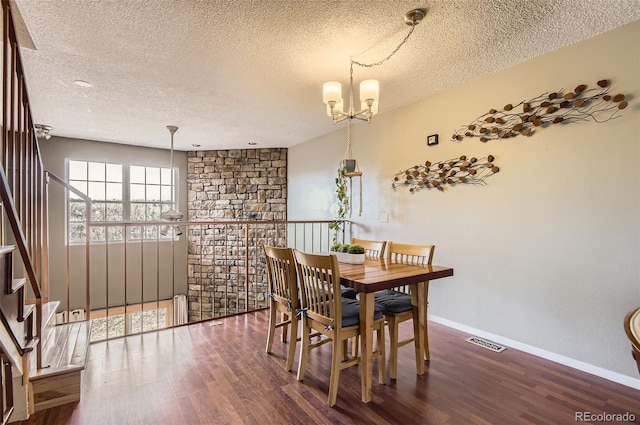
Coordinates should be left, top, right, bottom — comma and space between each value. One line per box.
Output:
289, 20, 640, 384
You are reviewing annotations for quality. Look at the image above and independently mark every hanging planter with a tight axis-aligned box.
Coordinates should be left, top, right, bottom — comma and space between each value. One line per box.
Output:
339, 119, 362, 214
344, 159, 357, 173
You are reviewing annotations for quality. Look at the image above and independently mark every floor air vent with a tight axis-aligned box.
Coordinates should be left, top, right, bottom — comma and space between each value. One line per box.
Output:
465, 337, 506, 353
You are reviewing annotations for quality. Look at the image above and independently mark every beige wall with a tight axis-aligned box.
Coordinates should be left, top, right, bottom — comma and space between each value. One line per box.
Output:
39, 137, 188, 311
289, 21, 640, 384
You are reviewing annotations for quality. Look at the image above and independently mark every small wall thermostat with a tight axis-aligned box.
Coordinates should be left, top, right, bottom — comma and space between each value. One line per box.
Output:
427, 134, 439, 146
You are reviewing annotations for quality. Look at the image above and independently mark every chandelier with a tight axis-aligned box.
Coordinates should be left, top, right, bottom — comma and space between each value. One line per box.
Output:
322, 8, 426, 125
160, 125, 183, 237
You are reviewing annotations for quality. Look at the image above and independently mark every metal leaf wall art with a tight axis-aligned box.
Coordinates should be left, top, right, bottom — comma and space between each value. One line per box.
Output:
392, 155, 499, 192
452, 79, 628, 142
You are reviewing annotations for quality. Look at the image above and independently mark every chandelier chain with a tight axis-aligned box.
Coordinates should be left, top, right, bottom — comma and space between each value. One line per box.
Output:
350, 23, 416, 70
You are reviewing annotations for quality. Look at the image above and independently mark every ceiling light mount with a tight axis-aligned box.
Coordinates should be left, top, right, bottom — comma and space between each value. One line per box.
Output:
404, 8, 427, 26
74, 79, 92, 88
322, 8, 426, 126
35, 124, 52, 139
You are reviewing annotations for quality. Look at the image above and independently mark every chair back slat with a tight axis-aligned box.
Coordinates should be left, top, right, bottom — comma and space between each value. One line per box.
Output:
386, 242, 434, 265
294, 251, 342, 330
386, 242, 435, 294
263, 245, 298, 310
352, 238, 387, 259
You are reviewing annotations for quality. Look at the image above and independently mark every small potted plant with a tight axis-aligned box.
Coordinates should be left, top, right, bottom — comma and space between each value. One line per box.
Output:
330, 243, 366, 264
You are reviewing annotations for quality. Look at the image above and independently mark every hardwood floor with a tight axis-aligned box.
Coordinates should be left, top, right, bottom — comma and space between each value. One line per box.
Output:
19, 310, 640, 425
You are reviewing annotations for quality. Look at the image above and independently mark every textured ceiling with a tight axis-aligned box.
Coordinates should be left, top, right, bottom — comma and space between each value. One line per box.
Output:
12, 0, 640, 151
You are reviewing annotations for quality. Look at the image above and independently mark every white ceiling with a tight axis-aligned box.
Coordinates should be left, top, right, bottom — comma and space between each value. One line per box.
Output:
12, 0, 640, 152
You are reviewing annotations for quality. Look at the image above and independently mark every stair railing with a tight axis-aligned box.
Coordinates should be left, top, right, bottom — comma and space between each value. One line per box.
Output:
1, 0, 47, 370
45, 171, 91, 324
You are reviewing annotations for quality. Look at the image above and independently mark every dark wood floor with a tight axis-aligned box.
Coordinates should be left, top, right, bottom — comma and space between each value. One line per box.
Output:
19, 310, 640, 425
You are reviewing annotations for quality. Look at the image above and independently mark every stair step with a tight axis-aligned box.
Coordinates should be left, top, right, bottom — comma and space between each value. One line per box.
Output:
39, 300, 61, 349
30, 321, 91, 412
10, 277, 26, 294
0, 245, 15, 256
0, 246, 14, 295
30, 321, 91, 380
18, 303, 34, 322
41, 301, 60, 330
23, 337, 38, 353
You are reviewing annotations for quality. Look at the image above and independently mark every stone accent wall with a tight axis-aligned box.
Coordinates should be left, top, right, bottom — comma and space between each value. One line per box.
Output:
186, 148, 287, 321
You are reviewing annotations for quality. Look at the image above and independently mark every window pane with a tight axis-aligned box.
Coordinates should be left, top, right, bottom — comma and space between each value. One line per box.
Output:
130, 184, 145, 201
90, 226, 105, 242
106, 164, 122, 182
130, 166, 145, 184
146, 167, 160, 184
145, 225, 158, 239
106, 183, 122, 201
88, 162, 105, 181
160, 186, 172, 202
146, 203, 162, 221
91, 203, 105, 222
129, 226, 142, 240
69, 181, 87, 200
108, 226, 124, 241
69, 201, 86, 222
146, 185, 160, 201
69, 160, 87, 180
130, 203, 146, 221
70, 223, 86, 242
161, 168, 172, 185
106, 203, 123, 221
88, 182, 106, 200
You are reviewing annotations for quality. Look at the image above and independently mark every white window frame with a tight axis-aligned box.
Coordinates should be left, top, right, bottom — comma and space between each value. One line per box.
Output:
66, 159, 179, 245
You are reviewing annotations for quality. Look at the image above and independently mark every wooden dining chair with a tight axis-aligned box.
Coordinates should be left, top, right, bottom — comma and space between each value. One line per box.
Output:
375, 242, 435, 380
341, 238, 387, 303
348, 238, 387, 356
624, 307, 640, 375
351, 237, 387, 259
293, 250, 386, 407
263, 245, 300, 372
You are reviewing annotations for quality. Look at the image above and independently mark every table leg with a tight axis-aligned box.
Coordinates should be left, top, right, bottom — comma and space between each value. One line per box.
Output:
412, 283, 426, 375
359, 292, 374, 403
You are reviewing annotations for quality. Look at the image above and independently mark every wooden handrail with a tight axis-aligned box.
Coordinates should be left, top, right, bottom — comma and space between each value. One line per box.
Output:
45, 171, 91, 202
1, 0, 46, 370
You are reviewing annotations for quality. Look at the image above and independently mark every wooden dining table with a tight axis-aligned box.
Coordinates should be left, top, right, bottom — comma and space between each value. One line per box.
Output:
339, 258, 454, 403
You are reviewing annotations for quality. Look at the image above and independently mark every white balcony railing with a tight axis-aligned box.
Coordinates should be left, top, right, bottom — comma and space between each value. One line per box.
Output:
48, 213, 351, 341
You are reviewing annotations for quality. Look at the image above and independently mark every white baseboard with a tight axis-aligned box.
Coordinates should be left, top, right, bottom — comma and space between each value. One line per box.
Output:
429, 315, 640, 390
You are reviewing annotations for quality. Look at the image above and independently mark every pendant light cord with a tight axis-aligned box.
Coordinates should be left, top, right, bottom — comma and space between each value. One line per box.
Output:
350, 21, 417, 70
